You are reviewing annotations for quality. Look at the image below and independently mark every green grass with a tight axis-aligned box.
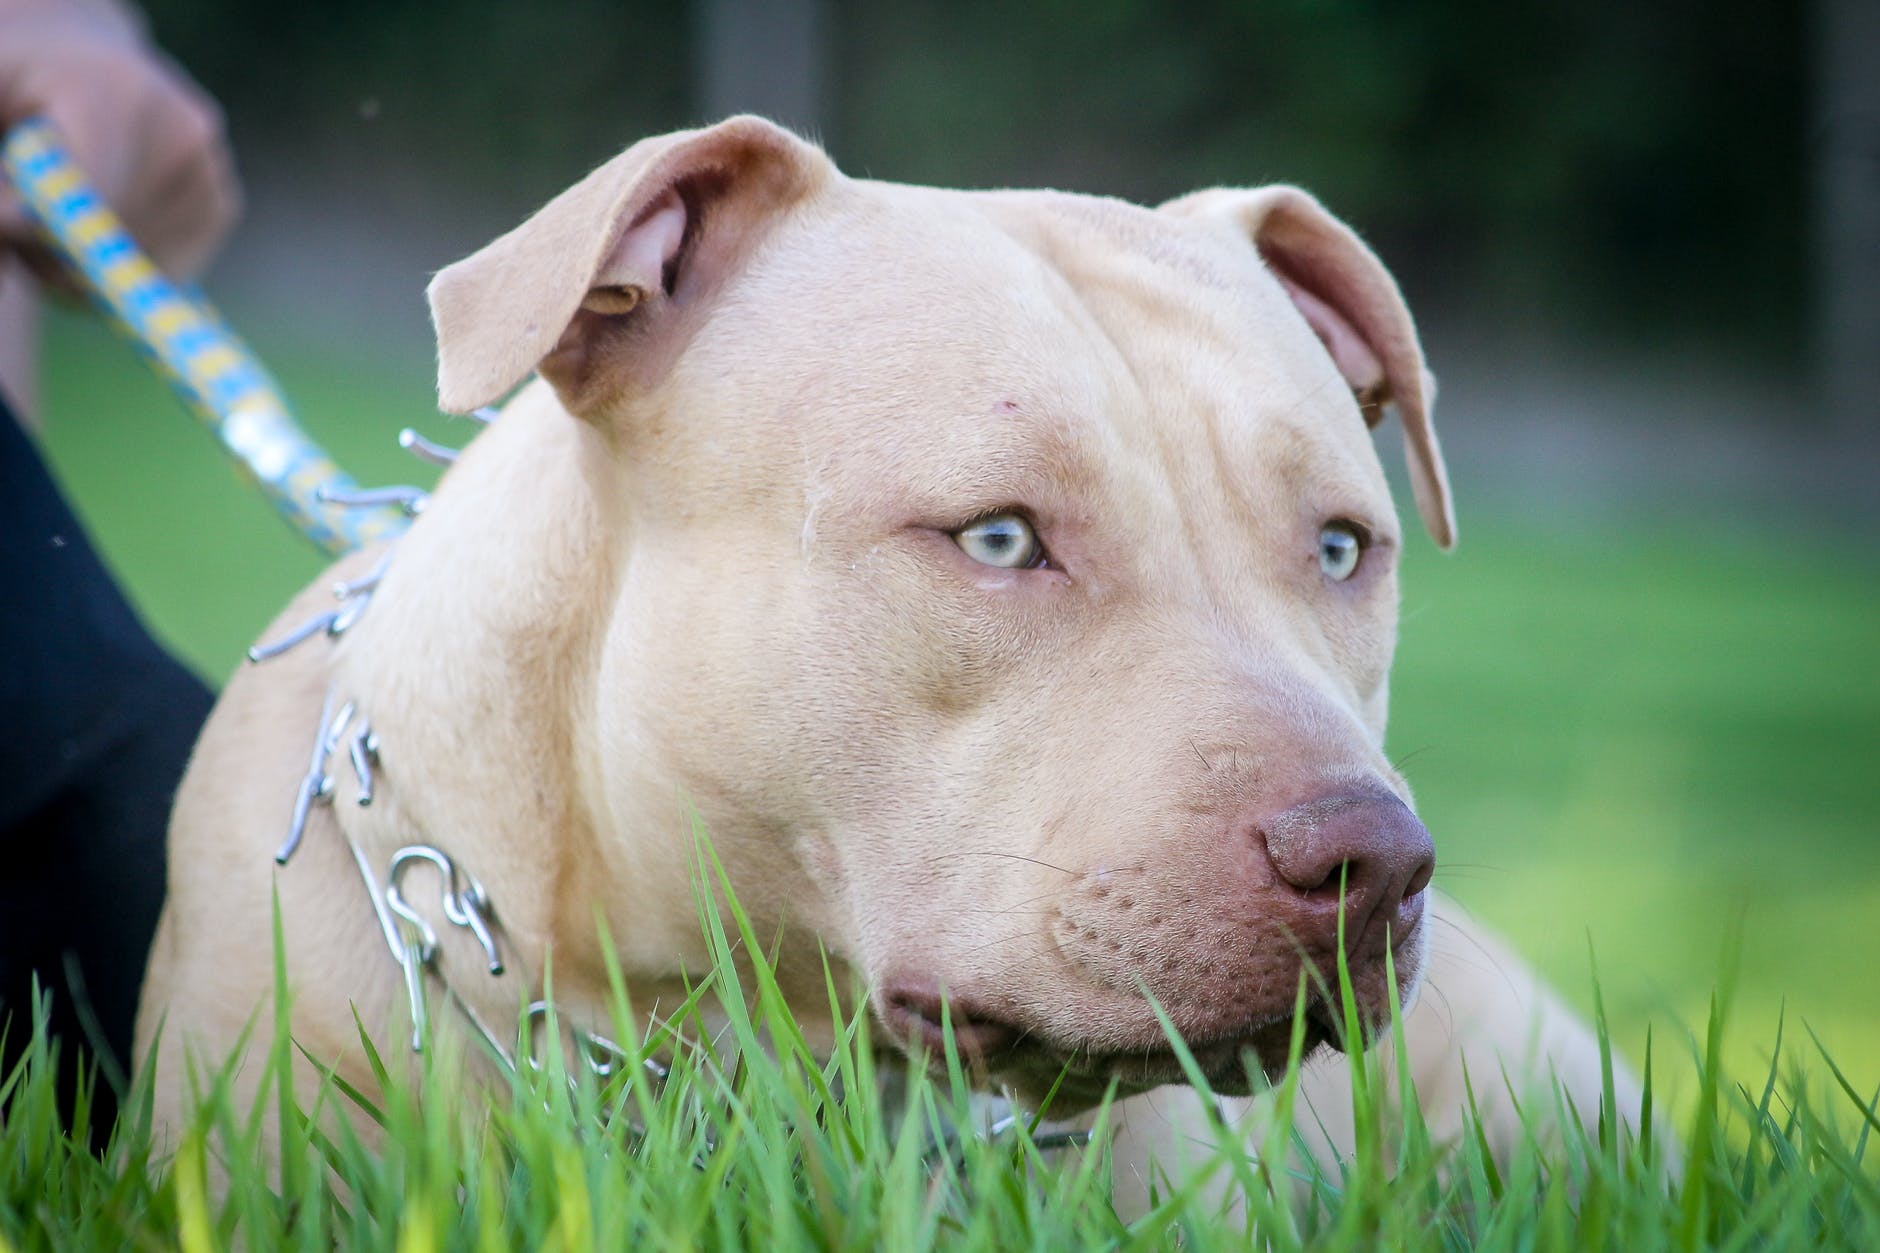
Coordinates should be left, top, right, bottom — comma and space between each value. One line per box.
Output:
1389, 517, 1880, 1099
4, 862, 1879, 1251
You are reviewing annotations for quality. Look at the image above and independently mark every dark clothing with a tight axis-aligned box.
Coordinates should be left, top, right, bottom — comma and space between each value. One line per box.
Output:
0, 392, 211, 1144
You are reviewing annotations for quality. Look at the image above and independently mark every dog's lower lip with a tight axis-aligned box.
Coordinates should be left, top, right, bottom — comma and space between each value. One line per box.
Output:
1303, 1002, 1350, 1055
982, 1013, 1333, 1097
881, 987, 1023, 1060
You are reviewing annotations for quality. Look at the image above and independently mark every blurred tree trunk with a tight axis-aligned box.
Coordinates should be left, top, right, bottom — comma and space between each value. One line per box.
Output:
696, 0, 826, 135
1813, 0, 1880, 436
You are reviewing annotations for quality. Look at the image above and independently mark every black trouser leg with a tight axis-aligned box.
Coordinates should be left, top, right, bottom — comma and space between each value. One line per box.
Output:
0, 396, 213, 1147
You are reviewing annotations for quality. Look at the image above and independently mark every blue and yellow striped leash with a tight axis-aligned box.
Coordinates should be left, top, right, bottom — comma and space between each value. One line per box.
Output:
1, 117, 409, 557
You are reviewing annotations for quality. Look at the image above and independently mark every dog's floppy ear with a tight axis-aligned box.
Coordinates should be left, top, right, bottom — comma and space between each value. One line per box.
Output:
1160, 186, 1456, 549
429, 116, 834, 416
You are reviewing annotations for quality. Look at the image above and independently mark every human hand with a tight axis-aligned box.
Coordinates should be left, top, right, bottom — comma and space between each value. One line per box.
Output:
0, 0, 240, 286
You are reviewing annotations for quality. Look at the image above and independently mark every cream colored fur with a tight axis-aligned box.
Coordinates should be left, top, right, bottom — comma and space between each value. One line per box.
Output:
137, 117, 1633, 1207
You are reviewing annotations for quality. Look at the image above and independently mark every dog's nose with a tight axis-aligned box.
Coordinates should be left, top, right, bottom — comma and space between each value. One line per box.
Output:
1256, 790, 1434, 952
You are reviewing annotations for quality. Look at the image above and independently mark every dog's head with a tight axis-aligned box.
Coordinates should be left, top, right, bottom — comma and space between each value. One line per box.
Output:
429, 118, 1455, 1104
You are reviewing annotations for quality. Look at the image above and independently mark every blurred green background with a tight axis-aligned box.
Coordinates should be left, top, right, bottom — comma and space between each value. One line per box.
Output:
19, 0, 1880, 1101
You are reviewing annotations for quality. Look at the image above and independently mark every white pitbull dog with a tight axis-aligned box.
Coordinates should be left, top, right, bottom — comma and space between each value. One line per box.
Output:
137, 117, 1625, 1210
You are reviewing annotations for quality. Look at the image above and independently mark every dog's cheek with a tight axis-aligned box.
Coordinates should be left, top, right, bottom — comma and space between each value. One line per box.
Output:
1392, 913, 1432, 1008
1319, 568, 1400, 722
790, 830, 861, 948
813, 550, 1057, 720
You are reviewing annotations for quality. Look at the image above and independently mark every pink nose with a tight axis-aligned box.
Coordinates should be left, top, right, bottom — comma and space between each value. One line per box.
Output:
1256, 790, 1434, 953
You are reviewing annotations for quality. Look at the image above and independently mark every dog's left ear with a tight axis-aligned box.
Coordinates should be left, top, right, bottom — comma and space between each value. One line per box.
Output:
429, 116, 835, 416
1160, 186, 1456, 549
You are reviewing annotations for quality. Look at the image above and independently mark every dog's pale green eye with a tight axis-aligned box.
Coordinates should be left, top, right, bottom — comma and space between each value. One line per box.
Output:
955, 513, 1042, 569
1319, 522, 1363, 581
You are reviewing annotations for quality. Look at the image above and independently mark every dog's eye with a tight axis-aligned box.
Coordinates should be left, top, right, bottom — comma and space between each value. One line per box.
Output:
1318, 521, 1365, 581
954, 512, 1044, 569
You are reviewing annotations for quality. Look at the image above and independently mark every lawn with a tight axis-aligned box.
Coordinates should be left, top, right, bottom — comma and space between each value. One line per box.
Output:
5, 845, 1878, 1250
29, 300, 1880, 1111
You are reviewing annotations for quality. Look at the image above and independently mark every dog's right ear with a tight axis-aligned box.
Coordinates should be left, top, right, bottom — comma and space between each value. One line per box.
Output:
428, 116, 834, 415
1160, 185, 1456, 549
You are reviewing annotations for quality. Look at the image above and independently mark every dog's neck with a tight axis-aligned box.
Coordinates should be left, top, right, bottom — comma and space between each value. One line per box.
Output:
329, 384, 706, 1026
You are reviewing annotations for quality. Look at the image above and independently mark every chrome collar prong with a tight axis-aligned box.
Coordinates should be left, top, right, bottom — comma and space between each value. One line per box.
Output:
317, 483, 429, 517
264, 676, 681, 1101
248, 554, 385, 663
384, 844, 507, 1050
985, 1112, 1093, 1153
523, 1001, 662, 1085
274, 692, 354, 864
398, 427, 460, 466
246, 595, 371, 662
332, 551, 392, 601
347, 722, 379, 807
387, 845, 505, 977
247, 609, 338, 663
327, 587, 374, 635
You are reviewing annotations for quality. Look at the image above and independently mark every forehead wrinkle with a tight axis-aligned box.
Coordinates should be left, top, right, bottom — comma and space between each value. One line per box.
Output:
1089, 214, 1383, 492
1032, 258, 1227, 606
1037, 231, 1289, 609
799, 316, 1117, 525
892, 409, 1096, 511
728, 206, 1103, 518
1022, 199, 1394, 625
950, 231, 1173, 526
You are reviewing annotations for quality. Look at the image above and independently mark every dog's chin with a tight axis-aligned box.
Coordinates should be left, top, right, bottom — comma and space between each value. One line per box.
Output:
999, 1019, 1341, 1112
883, 1003, 1341, 1114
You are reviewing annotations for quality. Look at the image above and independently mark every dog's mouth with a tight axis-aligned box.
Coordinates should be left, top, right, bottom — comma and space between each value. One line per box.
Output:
878, 987, 1343, 1108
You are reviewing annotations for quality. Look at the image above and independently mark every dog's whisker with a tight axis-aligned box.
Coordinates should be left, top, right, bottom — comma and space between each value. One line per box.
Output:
958, 905, 1065, 922
1428, 869, 1501, 885
1424, 915, 1524, 1000
967, 883, 1092, 917
1417, 982, 1459, 1044
985, 945, 1071, 987
931, 851, 1083, 877
955, 926, 1049, 962
956, 937, 1043, 968
1428, 896, 1485, 927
